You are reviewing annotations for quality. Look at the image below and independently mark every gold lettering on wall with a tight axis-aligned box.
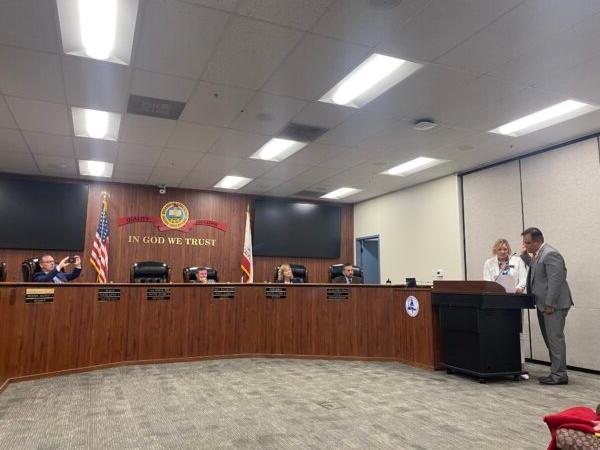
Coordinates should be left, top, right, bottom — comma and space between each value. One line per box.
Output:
127, 235, 216, 246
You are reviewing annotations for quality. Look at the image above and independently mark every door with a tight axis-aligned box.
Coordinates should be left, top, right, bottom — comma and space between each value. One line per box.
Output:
356, 235, 381, 284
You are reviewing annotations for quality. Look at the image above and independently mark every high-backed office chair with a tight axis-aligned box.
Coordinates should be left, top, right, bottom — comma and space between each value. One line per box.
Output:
182, 266, 218, 283
0, 262, 6, 282
130, 261, 171, 283
22, 258, 41, 282
328, 264, 364, 282
272, 264, 308, 283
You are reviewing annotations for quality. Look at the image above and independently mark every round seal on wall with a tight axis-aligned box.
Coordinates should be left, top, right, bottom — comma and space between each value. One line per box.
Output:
160, 201, 189, 230
405, 296, 419, 318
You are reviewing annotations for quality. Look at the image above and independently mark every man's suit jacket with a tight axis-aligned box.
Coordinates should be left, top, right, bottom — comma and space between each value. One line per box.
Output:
523, 244, 572, 311
33, 267, 82, 283
332, 275, 363, 284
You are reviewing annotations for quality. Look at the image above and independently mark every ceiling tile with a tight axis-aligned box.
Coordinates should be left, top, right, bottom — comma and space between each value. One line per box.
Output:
0, 150, 39, 174
318, 147, 372, 170
0, 0, 59, 52
0, 46, 64, 103
436, 0, 600, 75
283, 143, 347, 166
156, 148, 206, 170
6, 97, 70, 135
237, 0, 334, 30
377, 0, 522, 63
263, 34, 370, 100
180, 0, 239, 12
179, 168, 223, 189
181, 81, 255, 127
313, 0, 427, 46
63, 56, 130, 111
317, 110, 397, 147
117, 143, 164, 166
119, 114, 175, 146
148, 166, 191, 185
73, 137, 118, 162
23, 131, 74, 157
289, 165, 341, 184
202, 16, 303, 89
268, 180, 312, 196
34, 155, 78, 176
229, 92, 306, 135
0, 97, 16, 128
260, 162, 312, 181
112, 173, 151, 184
166, 121, 224, 152
135, 0, 230, 78
238, 177, 281, 193
195, 153, 242, 172
130, 70, 197, 103
113, 162, 155, 177
0, 128, 28, 153
292, 102, 355, 129
229, 158, 277, 178
209, 129, 271, 158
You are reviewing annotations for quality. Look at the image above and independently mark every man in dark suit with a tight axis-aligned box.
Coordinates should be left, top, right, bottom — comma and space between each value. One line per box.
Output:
33, 255, 82, 283
521, 227, 572, 385
333, 264, 363, 284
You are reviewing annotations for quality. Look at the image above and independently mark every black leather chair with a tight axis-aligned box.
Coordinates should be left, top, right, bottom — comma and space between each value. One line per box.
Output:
182, 266, 218, 283
272, 264, 308, 283
328, 264, 364, 282
22, 258, 41, 282
131, 261, 171, 283
0, 262, 6, 282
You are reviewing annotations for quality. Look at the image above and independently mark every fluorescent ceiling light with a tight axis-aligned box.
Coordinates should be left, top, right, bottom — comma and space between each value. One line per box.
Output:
72, 107, 121, 141
382, 157, 446, 176
319, 53, 423, 108
56, 0, 139, 65
214, 176, 253, 190
320, 187, 362, 200
250, 138, 307, 162
78, 159, 114, 178
489, 100, 599, 137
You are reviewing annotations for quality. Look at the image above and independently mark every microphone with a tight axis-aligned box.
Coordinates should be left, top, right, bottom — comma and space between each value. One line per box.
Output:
494, 253, 518, 281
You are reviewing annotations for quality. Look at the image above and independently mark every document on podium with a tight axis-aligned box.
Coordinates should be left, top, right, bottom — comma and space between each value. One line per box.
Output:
495, 274, 516, 293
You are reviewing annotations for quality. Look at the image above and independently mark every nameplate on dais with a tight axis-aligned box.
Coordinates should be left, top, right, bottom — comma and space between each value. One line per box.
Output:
98, 287, 121, 302
212, 287, 236, 299
266, 287, 287, 299
326, 287, 349, 300
25, 288, 54, 304
147, 287, 171, 301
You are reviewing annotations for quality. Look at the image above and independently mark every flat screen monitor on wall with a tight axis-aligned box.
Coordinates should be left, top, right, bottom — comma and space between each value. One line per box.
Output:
0, 177, 89, 250
252, 198, 341, 258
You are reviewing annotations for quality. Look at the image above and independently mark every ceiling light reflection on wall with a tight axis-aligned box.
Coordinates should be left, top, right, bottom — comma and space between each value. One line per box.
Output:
72, 107, 121, 140
382, 157, 446, 176
57, 0, 139, 65
214, 176, 253, 190
320, 187, 361, 199
250, 138, 307, 162
489, 100, 599, 137
319, 53, 423, 108
78, 159, 114, 177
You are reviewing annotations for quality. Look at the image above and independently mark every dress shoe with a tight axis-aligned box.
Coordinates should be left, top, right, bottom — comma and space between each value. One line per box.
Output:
539, 376, 568, 385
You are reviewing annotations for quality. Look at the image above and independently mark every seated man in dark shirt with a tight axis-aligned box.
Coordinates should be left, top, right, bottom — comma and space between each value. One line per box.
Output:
33, 255, 82, 283
333, 264, 363, 284
191, 268, 215, 284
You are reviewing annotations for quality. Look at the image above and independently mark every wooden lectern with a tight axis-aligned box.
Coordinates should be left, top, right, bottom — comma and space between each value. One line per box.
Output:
432, 281, 535, 382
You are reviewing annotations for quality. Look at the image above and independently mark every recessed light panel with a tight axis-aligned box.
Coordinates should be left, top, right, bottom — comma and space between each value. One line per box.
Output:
250, 138, 307, 162
78, 159, 114, 177
489, 100, 599, 137
57, 0, 139, 65
72, 107, 121, 141
214, 176, 253, 190
319, 53, 422, 108
320, 187, 361, 199
382, 157, 446, 176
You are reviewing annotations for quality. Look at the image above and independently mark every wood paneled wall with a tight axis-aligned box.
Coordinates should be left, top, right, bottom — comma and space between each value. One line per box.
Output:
0, 182, 353, 283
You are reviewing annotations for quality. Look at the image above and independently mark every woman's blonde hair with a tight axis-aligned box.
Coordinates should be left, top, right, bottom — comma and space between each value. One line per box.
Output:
277, 263, 292, 282
492, 238, 511, 255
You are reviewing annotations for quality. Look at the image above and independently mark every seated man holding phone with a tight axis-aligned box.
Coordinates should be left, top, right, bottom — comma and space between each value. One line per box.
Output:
33, 255, 82, 283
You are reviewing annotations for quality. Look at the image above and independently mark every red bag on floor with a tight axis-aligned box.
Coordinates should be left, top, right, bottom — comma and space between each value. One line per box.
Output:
544, 406, 599, 450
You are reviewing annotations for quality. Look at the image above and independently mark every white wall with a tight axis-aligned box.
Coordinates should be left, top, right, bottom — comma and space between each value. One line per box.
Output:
354, 175, 464, 284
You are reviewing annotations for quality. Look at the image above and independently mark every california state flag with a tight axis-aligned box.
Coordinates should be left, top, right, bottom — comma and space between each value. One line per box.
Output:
241, 207, 253, 283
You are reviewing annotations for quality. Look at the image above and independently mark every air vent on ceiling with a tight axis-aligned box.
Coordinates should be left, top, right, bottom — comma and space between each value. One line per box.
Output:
127, 95, 186, 120
277, 122, 329, 142
294, 190, 325, 198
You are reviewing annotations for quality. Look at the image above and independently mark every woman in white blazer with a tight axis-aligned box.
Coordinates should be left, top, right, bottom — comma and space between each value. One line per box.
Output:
483, 238, 527, 294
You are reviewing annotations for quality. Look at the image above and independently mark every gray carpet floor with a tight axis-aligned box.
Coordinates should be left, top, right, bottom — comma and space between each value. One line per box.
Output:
0, 358, 598, 449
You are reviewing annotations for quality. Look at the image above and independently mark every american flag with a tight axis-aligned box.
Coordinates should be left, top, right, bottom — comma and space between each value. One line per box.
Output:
90, 196, 110, 283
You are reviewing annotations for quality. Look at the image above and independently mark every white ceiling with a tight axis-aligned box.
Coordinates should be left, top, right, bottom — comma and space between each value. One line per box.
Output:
1, 0, 600, 203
